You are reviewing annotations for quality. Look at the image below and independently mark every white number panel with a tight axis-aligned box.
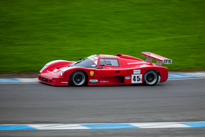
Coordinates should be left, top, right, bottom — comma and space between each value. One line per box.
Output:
131, 74, 142, 83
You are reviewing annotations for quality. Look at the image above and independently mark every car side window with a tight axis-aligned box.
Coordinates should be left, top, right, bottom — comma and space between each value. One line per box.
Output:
99, 58, 119, 66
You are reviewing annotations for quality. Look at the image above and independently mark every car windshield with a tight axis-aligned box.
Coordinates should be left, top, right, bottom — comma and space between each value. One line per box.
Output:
69, 55, 98, 68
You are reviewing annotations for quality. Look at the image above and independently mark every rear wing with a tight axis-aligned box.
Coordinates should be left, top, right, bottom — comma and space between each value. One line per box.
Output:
142, 52, 172, 66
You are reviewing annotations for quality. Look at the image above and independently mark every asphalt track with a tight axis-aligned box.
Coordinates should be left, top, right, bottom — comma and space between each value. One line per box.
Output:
0, 79, 205, 136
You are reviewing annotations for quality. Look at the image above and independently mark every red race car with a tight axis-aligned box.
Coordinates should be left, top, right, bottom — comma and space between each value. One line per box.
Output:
38, 52, 172, 86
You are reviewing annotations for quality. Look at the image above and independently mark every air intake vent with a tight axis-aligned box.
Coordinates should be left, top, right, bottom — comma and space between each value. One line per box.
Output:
115, 54, 122, 56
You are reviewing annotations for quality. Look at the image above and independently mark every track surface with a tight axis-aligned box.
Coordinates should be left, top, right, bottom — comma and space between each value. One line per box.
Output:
0, 79, 205, 136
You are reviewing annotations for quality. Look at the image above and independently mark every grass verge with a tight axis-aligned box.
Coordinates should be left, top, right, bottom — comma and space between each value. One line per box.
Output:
0, 0, 204, 73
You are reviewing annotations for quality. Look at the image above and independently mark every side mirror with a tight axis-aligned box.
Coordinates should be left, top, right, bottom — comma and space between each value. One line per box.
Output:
79, 58, 82, 60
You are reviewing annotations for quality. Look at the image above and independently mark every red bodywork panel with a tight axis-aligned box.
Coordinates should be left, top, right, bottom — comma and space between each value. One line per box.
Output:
38, 53, 170, 86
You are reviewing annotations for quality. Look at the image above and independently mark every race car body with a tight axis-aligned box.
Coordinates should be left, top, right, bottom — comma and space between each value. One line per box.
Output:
38, 52, 172, 86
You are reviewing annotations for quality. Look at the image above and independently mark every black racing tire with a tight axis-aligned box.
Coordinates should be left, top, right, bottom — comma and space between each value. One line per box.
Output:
70, 71, 87, 86
143, 70, 158, 86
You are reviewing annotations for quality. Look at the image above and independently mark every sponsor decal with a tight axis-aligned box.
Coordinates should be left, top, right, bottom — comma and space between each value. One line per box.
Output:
41, 78, 48, 82
100, 81, 109, 83
88, 56, 98, 61
133, 69, 141, 74
125, 76, 131, 80
61, 82, 68, 83
163, 59, 172, 64
90, 71, 94, 76
89, 79, 98, 83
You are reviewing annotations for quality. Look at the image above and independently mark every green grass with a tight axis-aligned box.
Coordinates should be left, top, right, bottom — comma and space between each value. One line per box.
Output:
0, 0, 205, 73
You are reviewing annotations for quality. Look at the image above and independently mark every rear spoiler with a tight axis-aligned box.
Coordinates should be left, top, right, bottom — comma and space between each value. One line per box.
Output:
142, 52, 172, 66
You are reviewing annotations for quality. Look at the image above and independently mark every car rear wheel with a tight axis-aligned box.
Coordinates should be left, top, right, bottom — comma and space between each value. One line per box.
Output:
143, 70, 158, 86
70, 71, 87, 86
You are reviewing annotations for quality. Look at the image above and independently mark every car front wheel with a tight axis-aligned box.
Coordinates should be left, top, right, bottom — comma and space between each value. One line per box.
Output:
70, 71, 87, 86
143, 70, 158, 86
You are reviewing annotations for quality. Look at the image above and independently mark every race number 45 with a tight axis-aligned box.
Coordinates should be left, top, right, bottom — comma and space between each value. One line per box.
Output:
131, 74, 142, 83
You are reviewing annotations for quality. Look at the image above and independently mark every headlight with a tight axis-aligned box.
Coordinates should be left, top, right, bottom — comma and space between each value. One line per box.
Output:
60, 72, 63, 76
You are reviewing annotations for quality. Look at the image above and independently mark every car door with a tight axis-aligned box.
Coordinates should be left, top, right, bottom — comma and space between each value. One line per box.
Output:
99, 58, 127, 77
